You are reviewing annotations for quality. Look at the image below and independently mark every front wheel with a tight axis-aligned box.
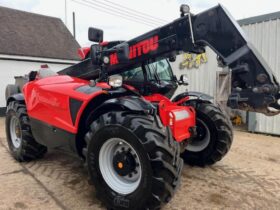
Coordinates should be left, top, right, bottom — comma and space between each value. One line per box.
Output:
181, 102, 233, 166
83, 112, 183, 210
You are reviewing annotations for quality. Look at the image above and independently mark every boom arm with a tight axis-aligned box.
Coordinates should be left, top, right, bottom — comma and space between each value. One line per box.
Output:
59, 5, 280, 115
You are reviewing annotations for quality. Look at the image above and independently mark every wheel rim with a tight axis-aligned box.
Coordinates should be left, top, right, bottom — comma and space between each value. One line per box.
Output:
187, 119, 210, 152
99, 138, 142, 195
10, 116, 22, 149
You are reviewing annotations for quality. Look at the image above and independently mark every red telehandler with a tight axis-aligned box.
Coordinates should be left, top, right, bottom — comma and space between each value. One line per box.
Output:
5, 4, 280, 210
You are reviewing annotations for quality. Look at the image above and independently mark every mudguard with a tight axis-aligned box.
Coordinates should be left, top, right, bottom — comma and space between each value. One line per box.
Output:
105, 96, 154, 112
173, 91, 213, 104
6, 93, 25, 106
91, 96, 155, 116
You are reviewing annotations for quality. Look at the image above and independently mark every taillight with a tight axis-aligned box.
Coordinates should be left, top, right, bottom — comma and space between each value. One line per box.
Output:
173, 110, 190, 121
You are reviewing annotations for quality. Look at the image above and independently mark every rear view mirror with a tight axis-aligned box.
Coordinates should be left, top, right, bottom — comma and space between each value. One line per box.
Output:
179, 74, 189, 86
88, 27, 103, 42
116, 43, 129, 63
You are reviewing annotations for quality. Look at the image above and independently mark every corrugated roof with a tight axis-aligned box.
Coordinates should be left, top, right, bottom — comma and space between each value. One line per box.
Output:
238, 11, 280, 26
0, 6, 80, 60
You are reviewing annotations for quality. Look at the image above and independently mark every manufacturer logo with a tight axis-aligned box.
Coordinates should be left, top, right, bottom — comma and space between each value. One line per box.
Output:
110, 35, 159, 65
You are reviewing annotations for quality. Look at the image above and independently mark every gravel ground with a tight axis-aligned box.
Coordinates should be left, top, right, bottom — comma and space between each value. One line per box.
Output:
0, 117, 280, 210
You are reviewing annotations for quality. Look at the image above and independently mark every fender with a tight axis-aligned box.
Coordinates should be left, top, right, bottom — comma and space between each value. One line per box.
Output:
6, 93, 25, 106
173, 91, 213, 105
102, 96, 155, 113
77, 90, 155, 131
83, 96, 155, 126
75, 95, 155, 157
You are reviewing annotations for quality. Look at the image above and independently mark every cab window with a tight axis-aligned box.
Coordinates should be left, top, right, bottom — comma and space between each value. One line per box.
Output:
121, 66, 144, 81
147, 59, 173, 81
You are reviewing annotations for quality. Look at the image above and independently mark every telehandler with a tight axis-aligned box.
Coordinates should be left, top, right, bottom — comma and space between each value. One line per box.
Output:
5, 4, 280, 210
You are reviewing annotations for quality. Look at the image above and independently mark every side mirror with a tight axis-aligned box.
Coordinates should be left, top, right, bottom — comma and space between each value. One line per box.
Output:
116, 43, 129, 63
88, 27, 103, 42
179, 74, 189, 85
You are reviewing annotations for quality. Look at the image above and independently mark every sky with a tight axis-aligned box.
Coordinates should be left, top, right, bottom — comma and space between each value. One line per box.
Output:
1, 0, 280, 46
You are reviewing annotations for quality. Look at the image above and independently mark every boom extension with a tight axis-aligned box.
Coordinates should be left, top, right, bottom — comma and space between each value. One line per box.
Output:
59, 5, 280, 115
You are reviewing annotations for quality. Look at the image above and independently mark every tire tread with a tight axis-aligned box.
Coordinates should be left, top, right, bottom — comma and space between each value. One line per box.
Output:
182, 102, 233, 166
84, 111, 183, 210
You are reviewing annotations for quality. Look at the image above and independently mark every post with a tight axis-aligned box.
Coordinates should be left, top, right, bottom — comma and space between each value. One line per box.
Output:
65, 0, 67, 26
73, 12, 76, 39
215, 68, 232, 117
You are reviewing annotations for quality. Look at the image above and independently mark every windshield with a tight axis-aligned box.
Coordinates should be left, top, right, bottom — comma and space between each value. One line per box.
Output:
120, 59, 173, 82
121, 66, 144, 82
147, 59, 173, 81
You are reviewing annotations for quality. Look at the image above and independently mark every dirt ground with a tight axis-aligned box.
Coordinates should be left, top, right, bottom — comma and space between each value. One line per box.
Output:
0, 117, 280, 210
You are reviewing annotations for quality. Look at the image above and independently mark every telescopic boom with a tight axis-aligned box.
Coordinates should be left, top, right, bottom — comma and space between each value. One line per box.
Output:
59, 4, 280, 115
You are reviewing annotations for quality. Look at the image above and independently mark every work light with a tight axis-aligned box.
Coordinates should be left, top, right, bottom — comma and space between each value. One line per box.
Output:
108, 75, 123, 88
180, 4, 190, 15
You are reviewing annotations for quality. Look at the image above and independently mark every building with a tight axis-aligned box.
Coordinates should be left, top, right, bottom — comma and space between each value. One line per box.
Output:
171, 11, 280, 135
0, 6, 80, 115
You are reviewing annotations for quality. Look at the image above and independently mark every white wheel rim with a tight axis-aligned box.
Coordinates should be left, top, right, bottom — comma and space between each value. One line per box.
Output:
10, 116, 22, 149
99, 138, 142, 195
187, 119, 211, 152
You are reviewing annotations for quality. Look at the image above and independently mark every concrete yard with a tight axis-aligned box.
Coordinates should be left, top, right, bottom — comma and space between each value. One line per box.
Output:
0, 117, 280, 210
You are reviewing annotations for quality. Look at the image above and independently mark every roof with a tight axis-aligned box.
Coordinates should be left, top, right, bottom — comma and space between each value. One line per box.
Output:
0, 6, 80, 60
238, 11, 280, 26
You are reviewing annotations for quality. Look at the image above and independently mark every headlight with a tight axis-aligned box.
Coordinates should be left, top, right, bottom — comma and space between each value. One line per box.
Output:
108, 75, 123, 88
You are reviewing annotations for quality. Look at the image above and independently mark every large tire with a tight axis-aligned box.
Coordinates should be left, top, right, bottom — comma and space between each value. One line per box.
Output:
83, 111, 183, 210
5, 84, 20, 101
181, 102, 233, 166
6, 101, 47, 161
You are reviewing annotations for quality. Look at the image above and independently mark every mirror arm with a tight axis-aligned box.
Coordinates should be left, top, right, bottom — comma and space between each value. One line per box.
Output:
98, 64, 109, 82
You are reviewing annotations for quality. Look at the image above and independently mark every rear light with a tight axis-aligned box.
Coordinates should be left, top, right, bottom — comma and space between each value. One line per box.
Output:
172, 110, 189, 121
168, 110, 189, 126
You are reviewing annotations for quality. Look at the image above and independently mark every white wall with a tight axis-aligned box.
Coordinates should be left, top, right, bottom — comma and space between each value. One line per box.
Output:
171, 47, 220, 98
243, 20, 280, 135
0, 59, 73, 107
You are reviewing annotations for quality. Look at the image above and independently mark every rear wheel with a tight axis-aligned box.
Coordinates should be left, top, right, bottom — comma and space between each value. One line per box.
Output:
6, 101, 47, 161
83, 112, 183, 210
181, 102, 233, 166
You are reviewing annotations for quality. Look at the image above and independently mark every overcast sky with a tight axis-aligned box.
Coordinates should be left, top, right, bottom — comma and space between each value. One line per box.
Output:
1, 0, 280, 46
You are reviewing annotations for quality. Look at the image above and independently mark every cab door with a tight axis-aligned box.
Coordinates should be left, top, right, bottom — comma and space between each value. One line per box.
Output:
121, 65, 147, 94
